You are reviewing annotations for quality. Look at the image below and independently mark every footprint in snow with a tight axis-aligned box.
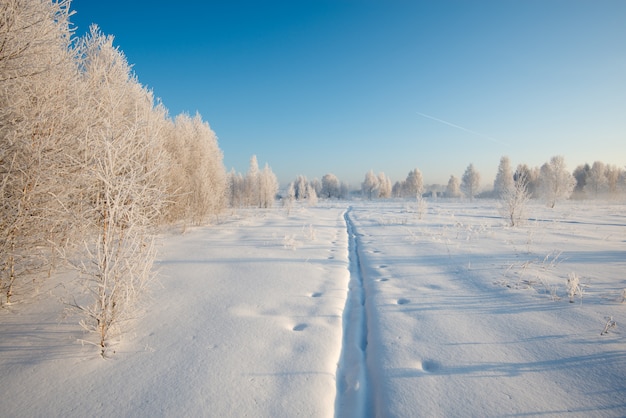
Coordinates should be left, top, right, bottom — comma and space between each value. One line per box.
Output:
416, 359, 440, 373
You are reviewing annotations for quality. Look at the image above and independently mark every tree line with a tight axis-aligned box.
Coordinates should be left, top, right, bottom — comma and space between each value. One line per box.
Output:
0, 1, 231, 353
355, 156, 625, 205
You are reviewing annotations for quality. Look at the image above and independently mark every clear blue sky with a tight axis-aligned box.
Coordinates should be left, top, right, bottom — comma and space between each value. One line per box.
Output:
71, 0, 626, 187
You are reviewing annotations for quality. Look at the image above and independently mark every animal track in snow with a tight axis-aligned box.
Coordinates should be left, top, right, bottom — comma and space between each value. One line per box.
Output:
416, 359, 440, 373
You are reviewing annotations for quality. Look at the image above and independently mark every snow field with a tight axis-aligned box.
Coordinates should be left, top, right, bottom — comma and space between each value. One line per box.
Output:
1, 205, 351, 417
1, 199, 625, 417
347, 200, 626, 417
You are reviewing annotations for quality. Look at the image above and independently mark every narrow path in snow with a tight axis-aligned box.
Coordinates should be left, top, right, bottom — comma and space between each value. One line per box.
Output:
335, 207, 372, 418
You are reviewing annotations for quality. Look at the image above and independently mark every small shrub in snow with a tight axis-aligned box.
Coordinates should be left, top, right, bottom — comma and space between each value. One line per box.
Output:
283, 234, 298, 250
601, 316, 617, 336
566, 272, 582, 303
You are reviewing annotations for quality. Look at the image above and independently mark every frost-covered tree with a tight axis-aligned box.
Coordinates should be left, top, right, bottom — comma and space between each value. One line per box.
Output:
361, 170, 379, 200
244, 155, 260, 206
585, 161, 607, 198
515, 164, 540, 198
306, 183, 318, 206
259, 164, 278, 208
293, 175, 309, 200
572, 163, 590, 199
461, 164, 480, 201
405, 169, 424, 198
500, 172, 532, 227
71, 26, 169, 354
228, 169, 245, 208
0, 0, 80, 304
378, 172, 392, 199
391, 181, 403, 198
538, 155, 575, 208
446, 175, 461, 198
605, 165, 622, 198
310, 178, 322, 197
494, 156, 514, 197
163, 113, 225, 224
339, 182, 350, 199
283, 182, 295, 214
321, 173, 340, 199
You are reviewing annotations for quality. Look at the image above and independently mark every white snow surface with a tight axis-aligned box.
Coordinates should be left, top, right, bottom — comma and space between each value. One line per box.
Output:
1, 200, 625, 417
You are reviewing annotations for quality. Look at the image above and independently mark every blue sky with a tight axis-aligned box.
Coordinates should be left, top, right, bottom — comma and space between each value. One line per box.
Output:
71, 0, 626, 187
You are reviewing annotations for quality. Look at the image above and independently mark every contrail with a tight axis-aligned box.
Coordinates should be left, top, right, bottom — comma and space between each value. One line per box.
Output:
416, 111, 509, 146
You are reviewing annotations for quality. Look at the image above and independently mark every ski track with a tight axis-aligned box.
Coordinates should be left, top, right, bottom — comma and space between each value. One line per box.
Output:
335, 207, 374, 418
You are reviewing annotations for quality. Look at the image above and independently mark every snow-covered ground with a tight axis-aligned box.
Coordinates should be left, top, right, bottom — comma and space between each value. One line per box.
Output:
1, 200, 625, 417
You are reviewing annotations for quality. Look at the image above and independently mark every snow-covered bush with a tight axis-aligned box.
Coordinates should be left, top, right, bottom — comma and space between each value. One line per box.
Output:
566, 272, 582, 303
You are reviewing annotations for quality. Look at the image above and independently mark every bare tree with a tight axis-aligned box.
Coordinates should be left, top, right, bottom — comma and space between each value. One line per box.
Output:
461, 163, 480, 201
538, 155, 575, 208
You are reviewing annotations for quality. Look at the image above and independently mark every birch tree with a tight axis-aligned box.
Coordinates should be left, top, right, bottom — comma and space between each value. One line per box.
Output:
321, 174, 340, 199
163, 113, 225, 225
446, 175, 461, 198
585, 161, 607, 198
461, 164, 480, 201
378, 172, 392, 198
259, 163, 278, 208
70, 26, 168, 354
538, 155, 575, 208
0, 0, 80, 304
500, 172, 531, 227
361, 170, 379, 200
494, 156, 514, 197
